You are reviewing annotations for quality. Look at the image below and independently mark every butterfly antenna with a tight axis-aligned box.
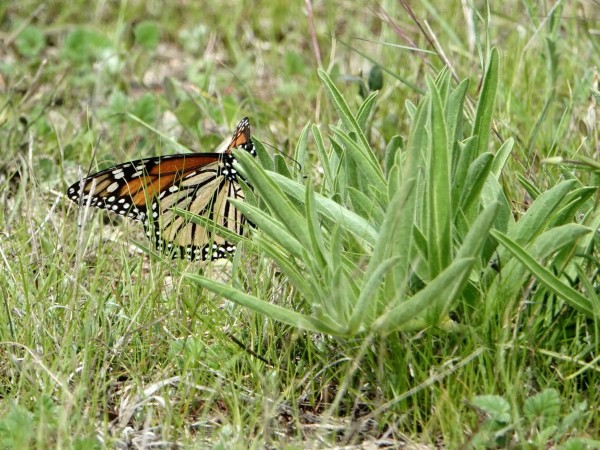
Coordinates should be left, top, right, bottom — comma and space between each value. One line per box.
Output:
262, 141, 306, 177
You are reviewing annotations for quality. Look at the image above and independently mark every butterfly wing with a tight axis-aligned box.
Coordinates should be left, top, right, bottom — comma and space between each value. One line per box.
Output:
148, 153, 245, 260
67, 117, 255, 260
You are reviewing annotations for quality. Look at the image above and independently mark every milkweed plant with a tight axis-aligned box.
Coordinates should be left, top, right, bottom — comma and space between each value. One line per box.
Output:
186, 47, 599, 338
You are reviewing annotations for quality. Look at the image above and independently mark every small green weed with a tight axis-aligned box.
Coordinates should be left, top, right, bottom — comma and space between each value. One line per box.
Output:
469, 389, 600, 449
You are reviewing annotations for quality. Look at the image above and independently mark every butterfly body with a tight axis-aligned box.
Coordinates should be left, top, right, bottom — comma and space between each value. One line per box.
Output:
67, 118, 255, 260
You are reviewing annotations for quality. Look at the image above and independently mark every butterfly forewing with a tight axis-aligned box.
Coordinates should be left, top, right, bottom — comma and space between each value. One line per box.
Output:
66, 117, 255, 260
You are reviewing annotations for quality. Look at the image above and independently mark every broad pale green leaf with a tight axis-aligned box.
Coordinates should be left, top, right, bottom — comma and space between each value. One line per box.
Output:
348, 187, 385, 224
230, 200, 304, 258
387, 164, 401, 201
491, 137, 514, 180
508, 180, 577, 246
312, 125, 335, 192
294, 122, 311, 181
434, 67, 451, 101
384, 136, 403, 177
472, 48, 499, 155
356, 91, 378, 132
185, 274, 346, 336
451, 137, 477, 204
531, 224, 592, 259
550, 187, 597, 227
459, 152, 494, 214
253, 139, 274, 172
446, 79, 469, 161
491, 230, 594, 317
351, 179, 416, 329
253, 236, 315, 300
427, 76, 452, 276
318, 69, 377, 168
373, 258, 475, 333
348, 256, 400, 335
235, 151, 310, 248
333, 128, 386, 194
456, 202, 500, 261
402, 99, 428, 184
274, 154, 292, 178
269, 172, 378, 245
305, 181, 328, 268
480, 176, 512, 235
388, 178, 417, 292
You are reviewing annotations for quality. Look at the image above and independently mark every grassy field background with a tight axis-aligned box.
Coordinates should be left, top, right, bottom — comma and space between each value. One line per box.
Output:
1, 1, 600, 448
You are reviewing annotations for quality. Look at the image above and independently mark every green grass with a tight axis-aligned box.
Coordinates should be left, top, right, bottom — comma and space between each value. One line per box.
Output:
1, 1, 600, 448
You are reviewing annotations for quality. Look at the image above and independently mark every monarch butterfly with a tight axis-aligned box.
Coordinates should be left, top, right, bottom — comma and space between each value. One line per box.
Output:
66, 117, 255, 260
